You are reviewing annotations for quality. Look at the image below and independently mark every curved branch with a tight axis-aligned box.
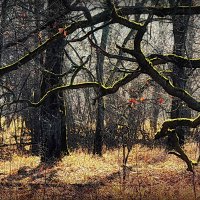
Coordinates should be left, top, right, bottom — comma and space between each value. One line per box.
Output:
109, 0, 143, 31
2, 5, 200, 77
149, 54, 200, 68
155, 115, 200, 139
119, 13, 200, 112
68, 20, 112, 42
167, 132, 196, 172
144, 61, 200, 112
117, 44, 200, 112
89, 37, 137, 62
10, 68, 141, 107
17, 82, 101, 107
0, 10, 112, 76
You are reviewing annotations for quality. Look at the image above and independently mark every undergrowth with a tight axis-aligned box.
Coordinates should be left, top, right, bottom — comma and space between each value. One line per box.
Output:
0, 144, 199, 200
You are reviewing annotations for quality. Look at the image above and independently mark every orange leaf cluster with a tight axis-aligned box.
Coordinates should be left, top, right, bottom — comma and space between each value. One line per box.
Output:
128, 97, 146, 104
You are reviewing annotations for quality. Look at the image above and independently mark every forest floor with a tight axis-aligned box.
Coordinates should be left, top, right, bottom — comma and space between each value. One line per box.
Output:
0, 143, 199, 200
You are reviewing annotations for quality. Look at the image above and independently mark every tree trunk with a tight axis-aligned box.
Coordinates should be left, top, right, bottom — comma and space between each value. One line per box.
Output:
93, 24, 109, 156
0, 0, 7, 63
29, 0, 44, 155
40, 0, 69, 162
0, 0, 8, 132
93, 96, 104, 156
168, 0, 192, 147
150, 20, 165, 134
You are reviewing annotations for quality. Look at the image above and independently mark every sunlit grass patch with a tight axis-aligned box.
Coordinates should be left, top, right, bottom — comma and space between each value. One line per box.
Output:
56, 150, 119, 184
0, 144, 199, 199
0, 153, 40, 176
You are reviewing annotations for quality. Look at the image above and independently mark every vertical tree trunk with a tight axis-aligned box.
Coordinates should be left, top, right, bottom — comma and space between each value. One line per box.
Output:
93, 24, 109, 156
65, 92, 76, 149
40, 0, 68, 162
29, 0, 43, 155
0, 0, 7, 63
150, 20, 165, 134
150, 85, 160, 133
0, 0, 8, 132
168, 0, 192, 147
93, 97, 104, 156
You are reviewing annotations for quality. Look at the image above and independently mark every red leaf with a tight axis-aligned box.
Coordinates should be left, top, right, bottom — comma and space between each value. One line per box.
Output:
128, 98, 138, 104
158, 97, 164, 104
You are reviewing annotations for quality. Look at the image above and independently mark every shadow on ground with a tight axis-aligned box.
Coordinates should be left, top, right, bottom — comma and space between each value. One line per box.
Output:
0, 162, 122, 200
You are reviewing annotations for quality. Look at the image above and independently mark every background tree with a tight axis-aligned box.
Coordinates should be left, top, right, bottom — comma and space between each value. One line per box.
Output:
93, 23, 110, 156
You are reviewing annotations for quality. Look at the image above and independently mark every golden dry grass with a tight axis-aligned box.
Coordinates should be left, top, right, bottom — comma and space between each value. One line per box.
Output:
0, 144, 199, 200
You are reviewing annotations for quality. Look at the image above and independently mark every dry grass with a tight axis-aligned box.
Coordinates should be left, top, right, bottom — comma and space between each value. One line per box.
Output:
0, 144, 199, 200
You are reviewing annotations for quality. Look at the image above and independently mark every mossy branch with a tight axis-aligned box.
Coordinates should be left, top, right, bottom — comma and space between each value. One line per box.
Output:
126, 51, 200, 111
167, 132, 196, 172
12, 67, 140, 107
111, 4, 143, 30
2, 4, 200, 77
0, 32, 62, 76
155, 117, 200, 170
149, 54, 200, 68
18, 82, 100, 107
155, 115, 200, 140
0, 12, 112, 76
115, 10, 198, 112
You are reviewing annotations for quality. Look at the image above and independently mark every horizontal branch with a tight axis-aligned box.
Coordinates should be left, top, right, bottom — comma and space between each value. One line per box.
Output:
23, 82, 101, 107
149, 54, 200, 68
101, 68, 141, 96
120, 6, 200, 17
4, 5, 200, 50
12, 68, 141, 107
95, 45, 200, 69
155, 114, 200, 139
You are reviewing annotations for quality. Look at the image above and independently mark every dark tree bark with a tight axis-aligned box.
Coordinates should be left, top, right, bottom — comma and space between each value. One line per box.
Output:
93, 24, 109, 156
26, 0, 43, 155
0, 0, 8, 132
167, 0, 192, 147
40, 0, 69, 162
0, 0, 8, 63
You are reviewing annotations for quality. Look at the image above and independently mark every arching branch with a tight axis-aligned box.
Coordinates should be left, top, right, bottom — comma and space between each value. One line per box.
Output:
155, 115, 200, 139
